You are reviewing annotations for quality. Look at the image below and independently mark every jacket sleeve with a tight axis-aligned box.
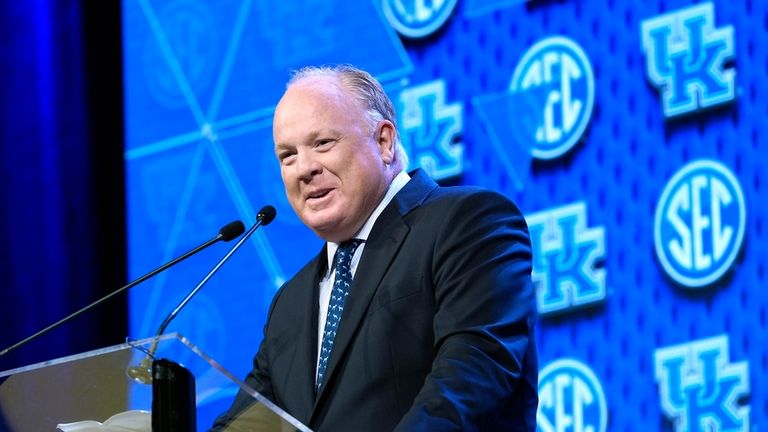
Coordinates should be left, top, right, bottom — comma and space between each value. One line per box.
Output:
394, 190, 538, 431
208, 294, 281, 431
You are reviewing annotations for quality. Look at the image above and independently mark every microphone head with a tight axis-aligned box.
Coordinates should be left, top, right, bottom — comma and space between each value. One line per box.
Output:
219, 220, 246, 241
257, 205, 277, 226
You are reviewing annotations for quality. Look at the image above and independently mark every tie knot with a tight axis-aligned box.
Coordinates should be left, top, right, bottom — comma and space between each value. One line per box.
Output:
336, 239, 363, 263
339, 238, 363, 251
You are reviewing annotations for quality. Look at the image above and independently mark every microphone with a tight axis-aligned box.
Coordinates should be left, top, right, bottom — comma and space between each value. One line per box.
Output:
0, 220, 246, 358
127, 205, 276, 383
218, 221, 248, 241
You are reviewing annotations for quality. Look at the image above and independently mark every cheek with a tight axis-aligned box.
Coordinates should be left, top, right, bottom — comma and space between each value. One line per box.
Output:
280, 166, 295, 185
280, 171, 298, 196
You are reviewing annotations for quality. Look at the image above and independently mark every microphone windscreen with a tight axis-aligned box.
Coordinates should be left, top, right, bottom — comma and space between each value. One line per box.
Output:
219, 220, 246, 241
257, 205, 277, 226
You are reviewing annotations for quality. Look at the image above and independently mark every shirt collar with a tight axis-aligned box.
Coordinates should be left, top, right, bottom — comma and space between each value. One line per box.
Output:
325, 170, 411, 269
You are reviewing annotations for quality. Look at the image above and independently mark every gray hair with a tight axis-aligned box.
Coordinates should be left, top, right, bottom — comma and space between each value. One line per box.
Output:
287, 65, 409, 171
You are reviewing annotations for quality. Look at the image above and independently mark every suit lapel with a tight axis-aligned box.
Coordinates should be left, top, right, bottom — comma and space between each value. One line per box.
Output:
288, 246, 327, 421
312, 170, 437, 409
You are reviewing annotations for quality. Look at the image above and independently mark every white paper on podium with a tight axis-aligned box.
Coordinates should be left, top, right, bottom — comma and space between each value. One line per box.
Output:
56, 409, 151, 432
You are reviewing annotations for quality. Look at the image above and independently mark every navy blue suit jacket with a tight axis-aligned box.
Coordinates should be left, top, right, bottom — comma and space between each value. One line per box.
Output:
214, 169, 537, 431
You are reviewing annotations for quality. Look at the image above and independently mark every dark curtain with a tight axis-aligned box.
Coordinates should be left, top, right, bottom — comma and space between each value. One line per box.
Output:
0, 0, 126, 372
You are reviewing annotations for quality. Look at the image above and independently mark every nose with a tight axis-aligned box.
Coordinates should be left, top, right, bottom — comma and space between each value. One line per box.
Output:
296, 150, 322, 182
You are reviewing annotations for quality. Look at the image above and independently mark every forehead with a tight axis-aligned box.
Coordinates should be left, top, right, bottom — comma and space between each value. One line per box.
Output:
281, 76, 357, 112
273, 77, 366, 141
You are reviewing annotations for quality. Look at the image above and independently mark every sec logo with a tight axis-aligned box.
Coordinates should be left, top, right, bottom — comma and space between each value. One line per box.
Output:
538, 359, 608, 432
654, 160, 746, 288
382, 0, 458, 38
510, 36, 595, 160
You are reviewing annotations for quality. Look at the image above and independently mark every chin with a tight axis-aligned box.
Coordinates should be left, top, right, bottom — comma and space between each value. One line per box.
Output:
303, 214, 343, 238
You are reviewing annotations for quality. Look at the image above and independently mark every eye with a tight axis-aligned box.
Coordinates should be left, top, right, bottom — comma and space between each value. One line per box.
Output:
315, 138, 335, 148
278, 151, 296, 164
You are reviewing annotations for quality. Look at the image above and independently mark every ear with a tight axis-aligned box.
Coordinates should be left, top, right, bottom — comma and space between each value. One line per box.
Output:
376, 120, 396, 165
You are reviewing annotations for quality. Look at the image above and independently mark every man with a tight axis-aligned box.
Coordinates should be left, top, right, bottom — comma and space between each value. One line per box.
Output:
213, 65, 537, 431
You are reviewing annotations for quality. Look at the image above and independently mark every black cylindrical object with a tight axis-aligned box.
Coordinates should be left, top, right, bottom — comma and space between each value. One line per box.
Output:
152, 359, 196, 432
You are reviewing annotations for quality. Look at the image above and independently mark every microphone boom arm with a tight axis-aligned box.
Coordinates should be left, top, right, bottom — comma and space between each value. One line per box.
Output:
0, 232, 229, 357
154, 216, 265, 339
134, 206, 276, 381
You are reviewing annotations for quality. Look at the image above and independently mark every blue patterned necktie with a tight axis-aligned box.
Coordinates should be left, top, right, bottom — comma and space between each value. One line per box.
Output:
316, 239, 363, 392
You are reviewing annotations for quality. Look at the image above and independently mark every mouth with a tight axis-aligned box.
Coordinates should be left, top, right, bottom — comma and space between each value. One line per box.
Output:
305, 188, 333, 204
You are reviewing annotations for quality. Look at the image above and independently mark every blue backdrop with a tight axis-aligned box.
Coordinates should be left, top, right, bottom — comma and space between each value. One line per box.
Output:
123, 1, 765, 430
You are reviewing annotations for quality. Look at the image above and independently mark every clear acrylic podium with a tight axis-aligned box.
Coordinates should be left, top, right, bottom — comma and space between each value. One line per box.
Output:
0, 333, 311, 431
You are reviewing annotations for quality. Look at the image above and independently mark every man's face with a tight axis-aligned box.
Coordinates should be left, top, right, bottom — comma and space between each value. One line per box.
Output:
273, 76, 395, 242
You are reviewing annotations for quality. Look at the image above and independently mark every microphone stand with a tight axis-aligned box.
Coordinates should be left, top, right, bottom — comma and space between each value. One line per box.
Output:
126, 207, 276, 432
128, 211, 272, 382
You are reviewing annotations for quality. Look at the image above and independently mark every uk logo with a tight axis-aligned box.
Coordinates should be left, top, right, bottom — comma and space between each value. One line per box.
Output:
382, 0, 458, 38
526, 202, 606, 316
654, 335, 750, 432
654, 160, 746, 288
641, 3, 736, 118
538, 359, 608, 432
510, 36, 595, 160
397, 79, 463, 181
